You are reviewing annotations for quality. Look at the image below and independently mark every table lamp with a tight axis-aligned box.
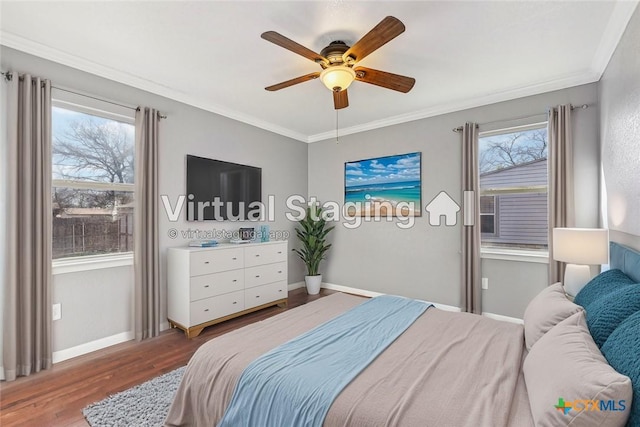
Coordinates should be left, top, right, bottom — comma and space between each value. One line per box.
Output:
552, 228, 609, 296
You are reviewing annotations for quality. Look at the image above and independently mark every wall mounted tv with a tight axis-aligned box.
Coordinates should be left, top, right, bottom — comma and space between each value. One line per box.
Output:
186, 155, 262, 221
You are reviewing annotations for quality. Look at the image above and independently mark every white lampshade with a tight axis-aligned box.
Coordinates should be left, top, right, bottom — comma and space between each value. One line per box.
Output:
552, 228, 609, 265
320, 66, 356, 91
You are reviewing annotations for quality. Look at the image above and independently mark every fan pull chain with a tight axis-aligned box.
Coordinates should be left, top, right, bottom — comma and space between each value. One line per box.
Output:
336, 109, 339, 144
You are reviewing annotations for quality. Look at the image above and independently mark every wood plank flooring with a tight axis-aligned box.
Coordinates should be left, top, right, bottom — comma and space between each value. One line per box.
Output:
0, 288, 333, 427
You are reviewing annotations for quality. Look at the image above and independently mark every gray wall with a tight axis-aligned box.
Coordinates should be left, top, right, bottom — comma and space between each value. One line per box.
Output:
599, 5, 640, 242
1, 46, 308, 355
481, 259, 549, 318
309, 84, 600, 316
52, 267, 132, 352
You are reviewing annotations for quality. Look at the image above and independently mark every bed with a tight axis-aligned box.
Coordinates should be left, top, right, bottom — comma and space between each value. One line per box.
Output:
165, 242, 640, 427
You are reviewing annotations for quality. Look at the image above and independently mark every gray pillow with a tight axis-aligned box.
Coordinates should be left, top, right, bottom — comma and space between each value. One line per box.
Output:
523, 283, 583, 350
524, 311, 632, 427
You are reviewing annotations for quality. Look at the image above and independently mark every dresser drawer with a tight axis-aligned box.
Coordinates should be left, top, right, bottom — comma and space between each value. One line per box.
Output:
190, 290, 245, 326
190, 270, 244, 301
244, 262, 287, 288
244, 243, 287, 267
190, 248, 244, 276
244, 281, 287, 310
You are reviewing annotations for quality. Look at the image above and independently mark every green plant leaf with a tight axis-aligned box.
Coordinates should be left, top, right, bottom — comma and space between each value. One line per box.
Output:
293, 205, 335, 276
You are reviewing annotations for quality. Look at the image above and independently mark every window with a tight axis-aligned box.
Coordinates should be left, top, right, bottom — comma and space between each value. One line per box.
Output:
479, 123, 548, 251
52, 90, 135, 259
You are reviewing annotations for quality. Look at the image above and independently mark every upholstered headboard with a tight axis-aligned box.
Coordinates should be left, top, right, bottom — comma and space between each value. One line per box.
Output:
610, 241, 640, 283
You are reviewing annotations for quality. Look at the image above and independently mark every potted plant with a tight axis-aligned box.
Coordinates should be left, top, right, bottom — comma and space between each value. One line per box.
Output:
293, 205, 334, 295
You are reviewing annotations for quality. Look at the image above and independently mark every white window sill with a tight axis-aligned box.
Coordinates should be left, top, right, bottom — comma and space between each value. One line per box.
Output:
52, 252, 133, 275
481, 247, 549, 264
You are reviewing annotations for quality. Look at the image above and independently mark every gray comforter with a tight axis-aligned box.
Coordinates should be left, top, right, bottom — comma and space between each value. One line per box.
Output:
165, 293, 533, 427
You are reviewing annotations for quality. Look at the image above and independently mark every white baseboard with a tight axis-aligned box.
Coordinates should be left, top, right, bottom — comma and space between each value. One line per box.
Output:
320, 282, 461, 312
160, 321, 171, 332
288, 281, 305, 291
321, 282, 384, 298
52, 330, 134, 364
421, 301, 461, 312
482, 312, 524, 324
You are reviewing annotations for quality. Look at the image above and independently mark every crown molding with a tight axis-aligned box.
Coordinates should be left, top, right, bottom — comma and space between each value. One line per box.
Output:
0, 31, 309, 143
590, 0, 639, 78
307, 69, 601, 143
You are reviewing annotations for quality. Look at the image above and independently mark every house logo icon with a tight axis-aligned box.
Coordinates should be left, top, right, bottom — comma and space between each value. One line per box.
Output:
425, 191, 460, 226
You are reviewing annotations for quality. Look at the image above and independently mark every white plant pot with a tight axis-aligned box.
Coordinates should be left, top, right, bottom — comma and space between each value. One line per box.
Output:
305, 275, 322, 295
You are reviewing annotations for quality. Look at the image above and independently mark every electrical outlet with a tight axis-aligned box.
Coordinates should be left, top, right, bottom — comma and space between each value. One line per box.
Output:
482, 278, 489, 290
52, 303, 61, 321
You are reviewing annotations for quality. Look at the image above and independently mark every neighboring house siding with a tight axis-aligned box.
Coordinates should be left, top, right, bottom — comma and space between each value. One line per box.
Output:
480, 159, 548, 247
480, 159, 547, 188
483, 193, 548, 246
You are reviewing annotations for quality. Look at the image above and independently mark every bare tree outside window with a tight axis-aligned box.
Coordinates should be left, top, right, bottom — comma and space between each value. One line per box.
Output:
52, 107, 135, 259
54, 119, 134, 184
480, 128, 547, 174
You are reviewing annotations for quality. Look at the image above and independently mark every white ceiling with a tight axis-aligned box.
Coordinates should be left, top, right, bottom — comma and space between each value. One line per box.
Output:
1, 1, 638, 142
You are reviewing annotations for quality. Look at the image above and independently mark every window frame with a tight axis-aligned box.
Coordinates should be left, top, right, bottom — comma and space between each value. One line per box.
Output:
51, 88, 136, 266
478, 122, 550, 262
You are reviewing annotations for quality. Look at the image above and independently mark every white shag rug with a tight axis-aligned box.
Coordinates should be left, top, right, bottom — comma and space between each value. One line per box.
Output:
83, 366, 186, 427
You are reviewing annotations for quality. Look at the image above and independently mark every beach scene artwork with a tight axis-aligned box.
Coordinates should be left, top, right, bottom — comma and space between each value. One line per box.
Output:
345, 152, 421, 217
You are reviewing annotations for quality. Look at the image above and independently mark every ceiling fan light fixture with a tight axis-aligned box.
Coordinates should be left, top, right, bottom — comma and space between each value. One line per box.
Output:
320, 66, 356, 92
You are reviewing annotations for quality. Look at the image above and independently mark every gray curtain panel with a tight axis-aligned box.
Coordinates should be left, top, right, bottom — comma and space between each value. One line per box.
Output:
3, 73, 53, 381
548, 105, 575, 284
134, 107, 161, 341
461, 122, 481, 314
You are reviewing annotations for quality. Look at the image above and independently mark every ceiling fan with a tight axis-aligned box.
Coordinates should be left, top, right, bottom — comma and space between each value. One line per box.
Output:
261, 16, 416, 110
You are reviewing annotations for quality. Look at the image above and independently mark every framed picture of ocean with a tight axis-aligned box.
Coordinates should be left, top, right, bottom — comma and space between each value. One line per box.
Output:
344, 152, 421, 217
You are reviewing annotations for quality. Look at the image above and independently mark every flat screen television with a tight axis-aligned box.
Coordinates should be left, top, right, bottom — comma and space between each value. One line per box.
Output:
186, 155, 262, 221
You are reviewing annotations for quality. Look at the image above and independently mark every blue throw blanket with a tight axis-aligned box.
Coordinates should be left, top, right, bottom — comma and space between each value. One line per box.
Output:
218, 295, 431, 427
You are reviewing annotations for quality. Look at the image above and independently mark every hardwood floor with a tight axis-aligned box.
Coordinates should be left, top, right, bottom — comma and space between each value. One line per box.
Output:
0, 288, 334, 427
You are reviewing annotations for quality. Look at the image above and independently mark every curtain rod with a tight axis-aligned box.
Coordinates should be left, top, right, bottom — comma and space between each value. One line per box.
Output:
135, 107, 168, 120
54, 85, 167, 120
2, 70, 167, 119
452, 103, 591, 133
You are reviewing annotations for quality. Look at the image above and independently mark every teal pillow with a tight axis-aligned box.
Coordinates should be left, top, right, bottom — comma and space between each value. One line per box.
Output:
585, 284, 640, 347
574, 269, 636, 309
601, 311, 640, 427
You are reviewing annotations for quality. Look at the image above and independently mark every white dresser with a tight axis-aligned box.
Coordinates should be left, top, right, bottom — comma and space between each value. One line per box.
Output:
167, 240, 288, 338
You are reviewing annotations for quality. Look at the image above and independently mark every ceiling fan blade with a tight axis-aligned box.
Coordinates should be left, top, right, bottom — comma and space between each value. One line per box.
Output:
354, 67, 415, 93
343, 16, 405, 63
265, 72, 321, 91
261, 31, 328, 65
333, 90, 349, 109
